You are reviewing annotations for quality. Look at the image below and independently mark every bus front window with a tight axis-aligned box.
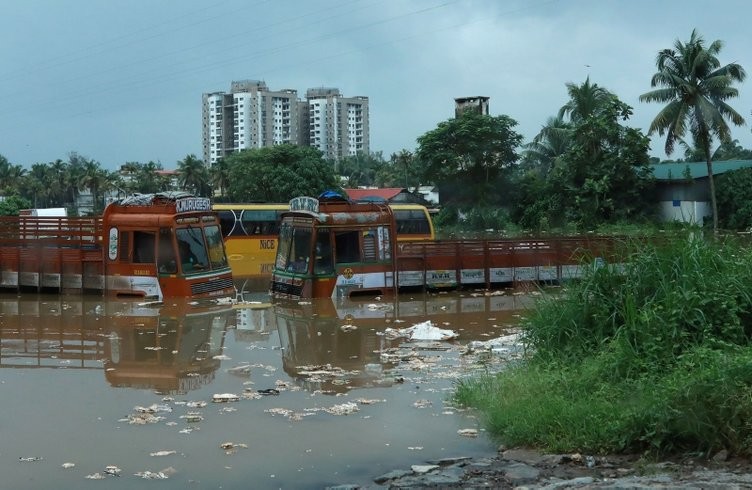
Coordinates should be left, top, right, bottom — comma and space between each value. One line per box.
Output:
176, 227, 210, 273
204, 225, 228, 269
274, 223, 312, 273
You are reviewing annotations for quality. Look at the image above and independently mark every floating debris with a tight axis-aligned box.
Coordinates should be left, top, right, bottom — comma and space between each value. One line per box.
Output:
340, 324, 357, 332
257, 388, 280, 396
413, 399, 432, 409
185, 400, 207, 409
212, 393, 240, 403
354, 398, 385, 405
104, 465, 122, 476
213, 354, 232, 360
85, 473, 106, 480
457, 428, 479, 438
226, 364, 252, 377
322, 402, 359, 416
180, 413, 204, 423
61, 462, 75, 469
134, 467, 176, 479
219, 442, 248, 454
134, 403, 172, 414
150, 450, 176, 457
19, 457, 43, 462
384, 321, 458, 341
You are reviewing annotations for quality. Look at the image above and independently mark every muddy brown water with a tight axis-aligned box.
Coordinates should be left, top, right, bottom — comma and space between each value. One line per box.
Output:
0, 289, 535, 489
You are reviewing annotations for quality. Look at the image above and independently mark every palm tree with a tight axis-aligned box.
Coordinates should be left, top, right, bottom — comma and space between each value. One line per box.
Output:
209, 158, 230, 200
640, 29, 746, 232
524, 116, 571, 176
178, 154, 209, 196
558, 77, 614, 123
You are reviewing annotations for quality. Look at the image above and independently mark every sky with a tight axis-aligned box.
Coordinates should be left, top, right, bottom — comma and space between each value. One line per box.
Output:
1, 0, 751, 171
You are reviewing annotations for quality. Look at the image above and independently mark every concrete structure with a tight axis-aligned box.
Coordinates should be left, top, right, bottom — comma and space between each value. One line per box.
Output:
305, 88, 369, 161
455, 96, 489, 117
202, 81, 368, 165
652, 160, 752, 224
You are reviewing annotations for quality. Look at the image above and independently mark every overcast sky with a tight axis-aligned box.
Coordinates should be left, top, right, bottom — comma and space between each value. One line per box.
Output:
1, 0, 751, 170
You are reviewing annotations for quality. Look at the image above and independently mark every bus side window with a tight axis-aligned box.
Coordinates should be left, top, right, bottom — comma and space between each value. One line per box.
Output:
217, 210, 238, 237
133, 231, 155, 264
335, 231, 361, 264
157, 228, 177, 274
119, 231, 131, 262
314, 231, 333, 274
362, 230, 377, 262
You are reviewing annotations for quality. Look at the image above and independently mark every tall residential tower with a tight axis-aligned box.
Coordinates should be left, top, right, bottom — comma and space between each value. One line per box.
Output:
202, 81, 369, 165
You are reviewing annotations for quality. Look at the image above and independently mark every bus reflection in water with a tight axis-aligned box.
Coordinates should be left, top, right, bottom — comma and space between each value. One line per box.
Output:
271, 293, 533, 395
0, 297, 236, 394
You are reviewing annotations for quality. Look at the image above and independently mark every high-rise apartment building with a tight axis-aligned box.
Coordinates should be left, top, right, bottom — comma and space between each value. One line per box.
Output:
202, 81, 369, 165
305, 88, 369, 161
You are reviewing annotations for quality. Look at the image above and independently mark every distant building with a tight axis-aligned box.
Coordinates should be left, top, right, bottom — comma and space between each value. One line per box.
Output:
651, 160, 752, 224
202, 81, 369, 165
454, 96, 489, 117
305, 88, 369, 161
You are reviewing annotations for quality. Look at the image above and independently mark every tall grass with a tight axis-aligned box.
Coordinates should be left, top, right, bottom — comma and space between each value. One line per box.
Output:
455, 235, 752, 456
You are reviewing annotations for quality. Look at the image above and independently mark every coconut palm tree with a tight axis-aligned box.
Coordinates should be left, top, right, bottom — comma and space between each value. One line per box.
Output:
523, 116, 571, 176
178, 154, 210, 196
558, 77, 614, 123
640, 29, 746, 232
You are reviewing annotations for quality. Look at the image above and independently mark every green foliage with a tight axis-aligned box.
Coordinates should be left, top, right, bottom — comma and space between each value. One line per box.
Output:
225, 145, 339, 202
550, 91, 655, 226
0, 195, 32, 216
455, 237, 752, 456
716, 168, 752, 230
178, 154, 210, 197
337, 152, 387, 188
640, 29, 747, 231
415, 111, 523, 206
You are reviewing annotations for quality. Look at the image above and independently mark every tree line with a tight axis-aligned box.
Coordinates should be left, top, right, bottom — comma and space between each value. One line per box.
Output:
2, 29, 751, 231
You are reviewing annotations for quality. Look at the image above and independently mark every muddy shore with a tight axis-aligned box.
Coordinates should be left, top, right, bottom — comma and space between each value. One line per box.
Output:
330, 447, 752, 488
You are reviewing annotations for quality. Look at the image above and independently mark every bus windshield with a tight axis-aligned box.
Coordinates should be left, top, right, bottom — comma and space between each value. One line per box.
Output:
176, 227, 210, 273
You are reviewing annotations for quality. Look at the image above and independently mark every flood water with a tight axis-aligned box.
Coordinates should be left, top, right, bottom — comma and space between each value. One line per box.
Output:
0, 288, 535, 489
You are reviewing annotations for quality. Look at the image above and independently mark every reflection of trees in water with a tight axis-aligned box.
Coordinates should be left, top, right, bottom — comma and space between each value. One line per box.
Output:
0, 296, 235, 394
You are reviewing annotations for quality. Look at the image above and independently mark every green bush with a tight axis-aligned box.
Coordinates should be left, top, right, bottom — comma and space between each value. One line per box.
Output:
455, 236, 752, 456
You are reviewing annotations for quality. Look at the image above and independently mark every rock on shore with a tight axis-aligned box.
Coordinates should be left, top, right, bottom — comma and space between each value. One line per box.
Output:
328, 447, 752, 489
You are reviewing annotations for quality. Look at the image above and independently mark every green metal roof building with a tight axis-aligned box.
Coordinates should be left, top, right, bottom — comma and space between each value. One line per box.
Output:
650, 160, 752, 224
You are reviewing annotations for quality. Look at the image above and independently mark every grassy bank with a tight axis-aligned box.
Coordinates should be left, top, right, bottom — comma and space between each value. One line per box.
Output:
455, 235, 752, 456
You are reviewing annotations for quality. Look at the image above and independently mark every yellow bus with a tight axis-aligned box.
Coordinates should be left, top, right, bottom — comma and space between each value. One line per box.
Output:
214, 202, 434, 278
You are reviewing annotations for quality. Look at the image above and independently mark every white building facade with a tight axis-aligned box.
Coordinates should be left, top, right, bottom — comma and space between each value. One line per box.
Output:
202, 81, 368, 165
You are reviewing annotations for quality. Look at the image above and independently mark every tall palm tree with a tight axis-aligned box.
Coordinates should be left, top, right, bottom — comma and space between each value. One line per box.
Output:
178, 154, 210, 196
558, 77, 614, 123
209, 158, 230, 199
524, 116, 571, 176
640, 29, 746, 232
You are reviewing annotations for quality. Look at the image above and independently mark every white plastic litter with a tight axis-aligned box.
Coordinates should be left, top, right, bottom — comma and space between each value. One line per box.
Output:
384, 320, 458, 341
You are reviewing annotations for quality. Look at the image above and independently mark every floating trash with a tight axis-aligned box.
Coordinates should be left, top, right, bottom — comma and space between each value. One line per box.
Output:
19, 457, 43, 462
85, 473, 106, 480
457, 428, 479, 438
134, 467, 176, 479
340, 324, 357, 332
61, 462, 75, 469
150, 450, 176, 457
413, 399, 432, 409
384, 321, 458, 341
257, 388, 280, 396
104, 465, 122, 476
212, 393, 240, 403
226, 364, 252, 377
180, 413, 204, 423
